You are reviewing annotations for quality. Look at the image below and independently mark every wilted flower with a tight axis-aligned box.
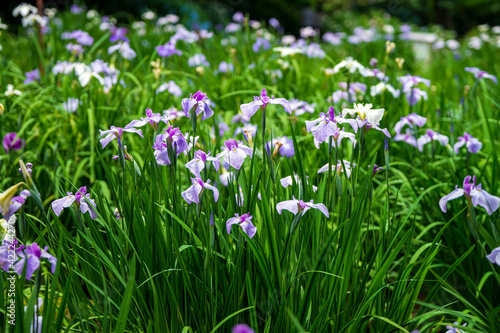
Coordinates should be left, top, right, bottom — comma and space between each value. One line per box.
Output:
265, 136, 294, 158
240, 88, 291, 119
51, 186, 98, 220
454, 132, 482, 154
277, 196, 329, 217
216, 139, 253, 170
226, 213, 257, 239
181, 91, 214, 120
3, 132, 25, 153
181, 177, 219, 204
464, 67, 497, 84
440, 175, 500, 215
417, 129, 448, 151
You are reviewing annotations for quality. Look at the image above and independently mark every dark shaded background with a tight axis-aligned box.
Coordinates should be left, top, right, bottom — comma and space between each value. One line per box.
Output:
2, 0, 500, 35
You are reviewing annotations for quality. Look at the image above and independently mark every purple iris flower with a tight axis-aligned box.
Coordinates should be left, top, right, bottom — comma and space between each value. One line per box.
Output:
66, 43, 84, 55
417, 129, 448, 151
252, 38, 271, 52
265, 136, 295, 157
371, 164, 383, 175
0, 240, 20, 272
156, 42, 182, 57
289, 99, 315, 116
269, 18, 280, 29
454, 132, 482, 154
280, 174, 318, 192
216, 139, 253, 170
70, 5, 83, 14
218, 61, 234, 73
439, 175, 500, 215
395, 113, 427, 135
306, 107, 358, 145
152, 126, 188, 165
405, 88, 428, 106
181, 177, 219, 204
486, 246, 500, 266
240, 88, 291, 119
99, 120, 144, 148
108, 42, 136, 59
0, 189, 30, 220
13, 243, 57, 280
445, 322, 467, 333
156, 81, 182, 97
465, 67, 497, 84
232, 12, 244, 23
181, 91, 214, 120
232, 324, 255, 333
51, 186, 98, 220
110, 27, 129, 43
226, 213, 257, 239
398, 74, 431, 92
185, 150, 220, 177
24, 69, 40, 84
61, 30, 94, 46
394, 129, 418, 148
323, 32, 344, 45
317, 160, 355, 178
2, 132, 25, 153
276, 196, 329, 217
135, 108, 171, 129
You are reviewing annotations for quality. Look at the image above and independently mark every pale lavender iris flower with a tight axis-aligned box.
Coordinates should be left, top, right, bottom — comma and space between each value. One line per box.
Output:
216, 139, 253, 170
280, 174, 317, 192
51, 186, 98, 219
99, 120, 144, 148
486, 246, 500, 266
405, 88, 428, 106
185, 150, 220, 177
394, 113, 427, 135
24, 68, 40, 84
181, 177, 219, 204
439, 175, 500, 215
465, 67, 497, 84
306, 106, 358, 147
417, 129, 448, 151
240, 88, 291, 119
398, 74, 431, 92
317, 160, 355, 178
276, 196, 329, 217
156, 41, 182, 57
135, 108, 171, 129
454, 132, 482, 154
226, 213, 257, 238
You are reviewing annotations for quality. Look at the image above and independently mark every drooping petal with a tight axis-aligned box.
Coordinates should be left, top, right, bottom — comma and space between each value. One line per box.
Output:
306, 202, 329, 217
466, 138, 482, 153
269, 98, 292, 114
471, 189, 500, 215
276, 199, 299, 215
486, 246, 500, 265
240, 221, 257, 238
439, 188, 465, 213
240, 101, 263, 119
453, 139, 466, 154
51, 195, 76, 216
40, 250, 57, 274
79, 196, 98, 220
226, 216, 242, 234
181, 183, 202, 204
203, 183, 219, 202
99, 133, 116, 148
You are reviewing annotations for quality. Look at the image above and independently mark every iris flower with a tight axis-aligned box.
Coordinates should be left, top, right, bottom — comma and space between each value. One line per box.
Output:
181, 91, 214, 120
216, 139, 253, 170
454, 132, 482, 154
465, 67, 497, 84
265, 136, 295, 157
306, 106, 358, 147
439, 175, 500, 215
226, 213, 257, 238
276, 196, 329, 217
417, 129, 448, 151
342, 103, 385, 127
394, 113, 427, 135
99, 120, 144, 148
240, 88, 291, 119
486, 246, 500, 266
181, 177, 219, 204
15, 243, 57, 280
185, 150, 220, 177
317, 160, 355, 178
51, 186, 98, 220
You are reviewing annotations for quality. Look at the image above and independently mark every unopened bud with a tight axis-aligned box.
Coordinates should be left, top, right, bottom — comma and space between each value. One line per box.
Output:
272, 142, 283, 160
